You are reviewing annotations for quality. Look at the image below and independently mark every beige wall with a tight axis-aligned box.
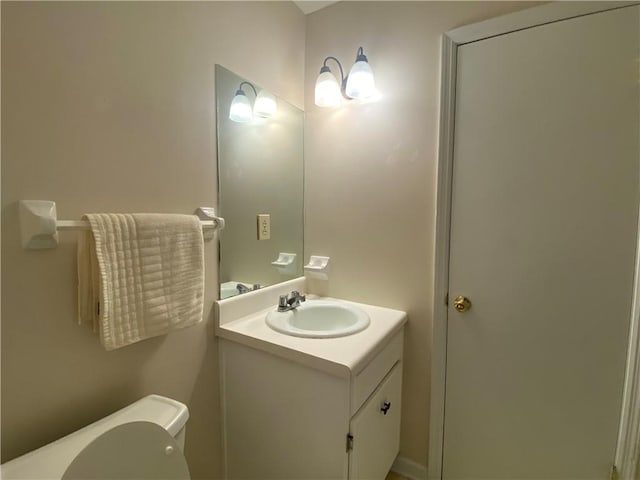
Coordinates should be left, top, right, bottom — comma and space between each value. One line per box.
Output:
1, 2, 304, 477
304, 1, 541, 466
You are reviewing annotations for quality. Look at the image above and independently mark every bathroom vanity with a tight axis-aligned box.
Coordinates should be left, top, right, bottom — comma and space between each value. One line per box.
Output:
215, 279, 407, 480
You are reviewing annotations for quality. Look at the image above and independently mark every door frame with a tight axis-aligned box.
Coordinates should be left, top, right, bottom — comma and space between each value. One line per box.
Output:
428, 3, 640, 479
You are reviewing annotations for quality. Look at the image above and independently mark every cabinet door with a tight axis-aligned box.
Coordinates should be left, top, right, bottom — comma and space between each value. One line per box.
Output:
349, 362, 402, 480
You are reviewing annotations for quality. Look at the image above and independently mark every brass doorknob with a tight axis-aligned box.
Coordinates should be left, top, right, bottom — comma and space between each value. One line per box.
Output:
453, 296, 471, 313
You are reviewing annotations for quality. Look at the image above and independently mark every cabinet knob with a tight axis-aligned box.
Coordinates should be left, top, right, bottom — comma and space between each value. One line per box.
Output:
381, 401, 391, 415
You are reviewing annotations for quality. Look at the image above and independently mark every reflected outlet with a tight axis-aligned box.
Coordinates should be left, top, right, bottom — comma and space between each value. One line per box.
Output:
257, 214, 270, 240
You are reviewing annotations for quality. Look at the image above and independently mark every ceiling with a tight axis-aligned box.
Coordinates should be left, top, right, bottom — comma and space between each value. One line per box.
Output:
293, 1, 339, 14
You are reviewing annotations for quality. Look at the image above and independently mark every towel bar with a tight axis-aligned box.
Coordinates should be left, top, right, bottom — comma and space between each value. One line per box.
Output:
19, 200, 225, 250
55, 219, 217, 231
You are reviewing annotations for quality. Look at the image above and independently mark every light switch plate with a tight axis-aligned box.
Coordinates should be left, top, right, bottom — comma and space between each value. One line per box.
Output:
257, 214, 271, 240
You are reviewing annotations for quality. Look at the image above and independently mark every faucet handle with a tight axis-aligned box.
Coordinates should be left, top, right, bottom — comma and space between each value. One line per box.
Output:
278, 295, 288, 309
290, 291, 306, 302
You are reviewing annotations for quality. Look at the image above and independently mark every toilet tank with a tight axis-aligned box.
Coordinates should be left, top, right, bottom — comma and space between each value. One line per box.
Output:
1, 394, 189, 480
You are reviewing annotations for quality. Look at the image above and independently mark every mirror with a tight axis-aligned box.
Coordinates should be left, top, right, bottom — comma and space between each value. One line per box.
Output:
215, 65, 304, 300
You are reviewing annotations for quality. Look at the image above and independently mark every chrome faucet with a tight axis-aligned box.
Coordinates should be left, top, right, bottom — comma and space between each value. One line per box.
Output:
278, 291, 306, 312
236, 283, 261, 294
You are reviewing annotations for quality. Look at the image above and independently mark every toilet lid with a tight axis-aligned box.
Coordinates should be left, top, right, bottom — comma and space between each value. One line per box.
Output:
62, 421, 190, 479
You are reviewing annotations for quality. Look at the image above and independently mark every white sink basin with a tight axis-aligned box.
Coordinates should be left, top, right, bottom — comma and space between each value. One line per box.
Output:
265, 300, 371, 338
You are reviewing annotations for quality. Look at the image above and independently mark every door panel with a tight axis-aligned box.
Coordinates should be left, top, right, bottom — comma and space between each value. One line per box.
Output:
444, 6, 639, 479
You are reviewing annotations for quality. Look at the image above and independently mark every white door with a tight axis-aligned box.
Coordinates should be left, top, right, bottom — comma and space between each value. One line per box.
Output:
444, 6, 640, 479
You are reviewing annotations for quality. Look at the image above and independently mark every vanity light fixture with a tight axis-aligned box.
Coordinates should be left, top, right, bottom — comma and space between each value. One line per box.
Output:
314, 46, 375, 107
229, 81, 277, 123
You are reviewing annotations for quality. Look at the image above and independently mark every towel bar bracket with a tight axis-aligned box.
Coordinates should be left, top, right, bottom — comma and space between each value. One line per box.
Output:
19, 200, 59, 249
195, 207, 225, 241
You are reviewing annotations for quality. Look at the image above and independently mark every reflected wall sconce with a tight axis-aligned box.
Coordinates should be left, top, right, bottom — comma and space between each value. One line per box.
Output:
229, 81, 277, 123
314, 46, 375, 107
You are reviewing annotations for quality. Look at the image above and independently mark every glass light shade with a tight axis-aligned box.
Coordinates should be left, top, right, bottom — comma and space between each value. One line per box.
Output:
254, 90, 277, 118
345, 60, 375, 99
315, 69, 342, 107
229, 91, 253, 123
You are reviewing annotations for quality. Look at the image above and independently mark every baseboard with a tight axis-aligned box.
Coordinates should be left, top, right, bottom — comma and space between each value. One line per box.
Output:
391, 456, 428, 480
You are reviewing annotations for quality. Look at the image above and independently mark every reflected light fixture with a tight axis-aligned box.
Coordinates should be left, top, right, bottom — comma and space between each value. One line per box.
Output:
314, 46, 375, 107
229, 81, 278, 123
254, 90, 277, 118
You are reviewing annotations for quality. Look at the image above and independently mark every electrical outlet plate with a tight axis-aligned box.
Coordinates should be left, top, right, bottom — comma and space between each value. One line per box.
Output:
257, 214, 270, 240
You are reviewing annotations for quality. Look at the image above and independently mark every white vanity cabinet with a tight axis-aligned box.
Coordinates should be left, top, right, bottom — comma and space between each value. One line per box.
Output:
349, 360, 403, 479
219, 328, 405, 480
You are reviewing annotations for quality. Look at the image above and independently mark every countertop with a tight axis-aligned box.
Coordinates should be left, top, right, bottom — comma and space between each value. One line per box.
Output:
215, 279, 407, 378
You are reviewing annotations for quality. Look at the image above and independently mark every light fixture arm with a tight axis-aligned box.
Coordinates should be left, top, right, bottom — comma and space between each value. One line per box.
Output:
321, 56, 348, 97
237, 81, 258, 97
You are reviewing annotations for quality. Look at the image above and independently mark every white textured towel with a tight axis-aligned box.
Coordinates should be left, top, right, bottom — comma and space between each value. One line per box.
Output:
77, 213, 204, 350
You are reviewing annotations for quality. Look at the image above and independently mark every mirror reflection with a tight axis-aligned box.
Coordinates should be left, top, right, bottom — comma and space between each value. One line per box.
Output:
216, 65, 304, 300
